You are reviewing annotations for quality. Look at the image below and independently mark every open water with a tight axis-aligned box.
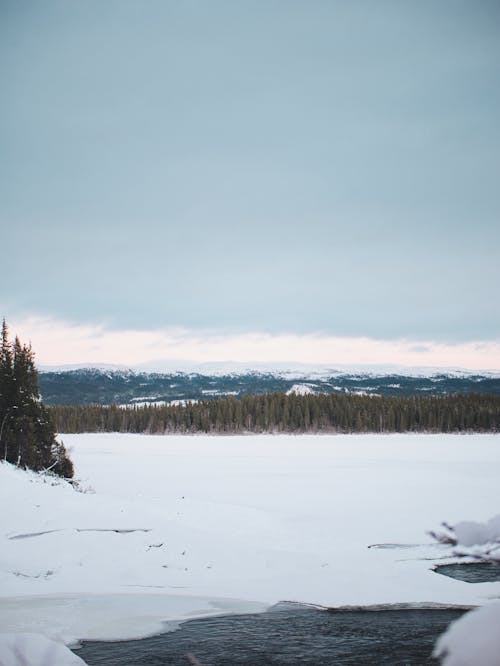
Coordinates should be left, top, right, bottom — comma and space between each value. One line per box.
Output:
74, 606, 466, 665
434, 561, 500, 583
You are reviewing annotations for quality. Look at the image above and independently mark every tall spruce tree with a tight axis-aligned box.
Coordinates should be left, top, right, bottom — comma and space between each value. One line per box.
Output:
0, 320, 73, 477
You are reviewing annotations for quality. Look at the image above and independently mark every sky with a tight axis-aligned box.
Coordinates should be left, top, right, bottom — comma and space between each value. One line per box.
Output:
1, 1, 499, 369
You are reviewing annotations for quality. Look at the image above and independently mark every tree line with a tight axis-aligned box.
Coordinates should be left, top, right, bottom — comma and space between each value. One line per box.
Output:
0, 321, 73, 477
49, 391, 500, 435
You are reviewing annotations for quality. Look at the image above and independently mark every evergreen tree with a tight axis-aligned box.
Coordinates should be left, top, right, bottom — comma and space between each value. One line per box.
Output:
49, 391, 500, 435
0, 320, 73, 477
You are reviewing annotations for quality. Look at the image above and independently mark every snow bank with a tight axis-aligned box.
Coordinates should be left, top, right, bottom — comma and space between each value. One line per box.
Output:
1, 433, 500, 646
0, 633, 86, 665
433, 602, 500, 665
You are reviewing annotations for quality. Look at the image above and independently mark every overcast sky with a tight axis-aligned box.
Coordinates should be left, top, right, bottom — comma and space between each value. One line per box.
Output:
1, 1, 499, 368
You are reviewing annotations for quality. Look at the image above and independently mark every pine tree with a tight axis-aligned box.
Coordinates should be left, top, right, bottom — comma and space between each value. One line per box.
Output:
0, 320, 73, 477
0, 321, 14, 435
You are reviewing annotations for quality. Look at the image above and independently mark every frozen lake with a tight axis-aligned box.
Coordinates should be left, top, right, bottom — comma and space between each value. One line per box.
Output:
1, 433, 499, 651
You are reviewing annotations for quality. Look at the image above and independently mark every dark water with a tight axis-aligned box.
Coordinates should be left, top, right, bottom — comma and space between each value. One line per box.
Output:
434, 562, 500, 583
74, 606, 465, 665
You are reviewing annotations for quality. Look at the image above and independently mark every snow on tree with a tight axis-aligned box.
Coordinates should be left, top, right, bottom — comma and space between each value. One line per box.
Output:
430, 514, 500, 561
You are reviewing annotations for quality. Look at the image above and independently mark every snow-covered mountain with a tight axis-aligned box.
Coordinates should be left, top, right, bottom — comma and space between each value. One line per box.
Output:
38, 366, 500, 406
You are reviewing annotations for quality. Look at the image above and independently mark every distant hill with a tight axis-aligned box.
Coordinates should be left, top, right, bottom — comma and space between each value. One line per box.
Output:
39, 367, 500, 406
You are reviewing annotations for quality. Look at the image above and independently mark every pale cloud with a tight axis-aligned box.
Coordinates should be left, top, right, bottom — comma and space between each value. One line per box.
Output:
7, 316, 500, 372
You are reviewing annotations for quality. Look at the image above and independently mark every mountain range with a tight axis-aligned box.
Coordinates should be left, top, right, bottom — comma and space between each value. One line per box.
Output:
38, 366, 500, 406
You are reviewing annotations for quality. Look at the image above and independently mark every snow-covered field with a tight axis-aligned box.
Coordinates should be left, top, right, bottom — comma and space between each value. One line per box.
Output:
1, 433, 500, 653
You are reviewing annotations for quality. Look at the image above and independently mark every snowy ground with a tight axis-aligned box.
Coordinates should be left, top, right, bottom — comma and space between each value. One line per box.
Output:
1, 433, 500, 649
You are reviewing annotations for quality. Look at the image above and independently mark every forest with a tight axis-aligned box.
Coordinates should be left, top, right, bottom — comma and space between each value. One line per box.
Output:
50, 391, 500, 435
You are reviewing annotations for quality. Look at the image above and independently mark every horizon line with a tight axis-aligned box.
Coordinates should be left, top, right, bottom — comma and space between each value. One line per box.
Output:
4, 315, 500, 373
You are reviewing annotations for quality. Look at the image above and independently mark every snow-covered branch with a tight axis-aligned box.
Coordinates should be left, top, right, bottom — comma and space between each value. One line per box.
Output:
429, 514, 500, 562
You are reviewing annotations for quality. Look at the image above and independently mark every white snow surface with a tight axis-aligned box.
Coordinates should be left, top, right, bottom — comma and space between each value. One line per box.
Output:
119, 399, 200, 408
1, 433, 500, 648
286, 383, 316, 395
39, 361, 500, 378
119, 400, 168, 408
433, 602, 500, 665
0, 633, 86, 665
